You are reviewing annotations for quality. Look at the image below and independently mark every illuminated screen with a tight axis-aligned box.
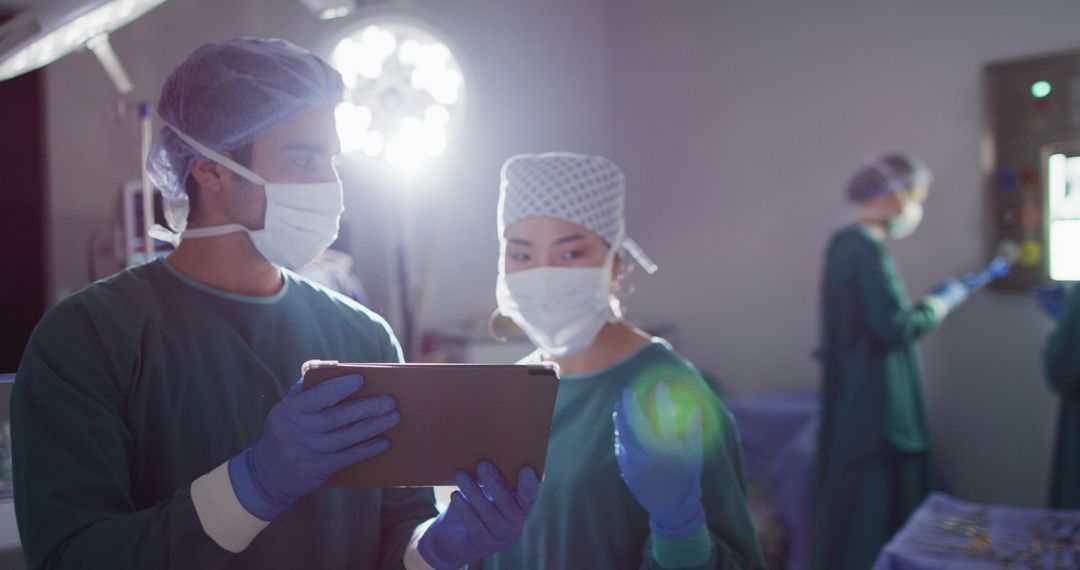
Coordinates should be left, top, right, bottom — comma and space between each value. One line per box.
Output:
1048, 153, 1080, 281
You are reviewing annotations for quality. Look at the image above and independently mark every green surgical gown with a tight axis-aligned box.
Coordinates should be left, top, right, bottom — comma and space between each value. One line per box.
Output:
810, 225, 940, 570
11, 258, 437, 569
476, 339, 765, 570
1044, 285, 1080, 509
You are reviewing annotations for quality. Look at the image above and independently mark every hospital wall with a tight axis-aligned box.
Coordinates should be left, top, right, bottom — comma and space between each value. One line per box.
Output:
606, 0, 1079, 507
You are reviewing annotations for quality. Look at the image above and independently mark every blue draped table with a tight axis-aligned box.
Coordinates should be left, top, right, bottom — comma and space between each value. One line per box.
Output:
874, 493, 1080, 569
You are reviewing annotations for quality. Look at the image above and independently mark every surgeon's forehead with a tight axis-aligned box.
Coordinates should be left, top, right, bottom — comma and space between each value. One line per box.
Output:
255, 107, 341, 155
504, 216, 601, 244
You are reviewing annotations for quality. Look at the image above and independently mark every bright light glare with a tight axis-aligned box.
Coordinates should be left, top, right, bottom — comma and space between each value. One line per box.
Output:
330, 18, 465, 171
1032, 80, 1052, 99
361, 131, 385, 157
336, 104, 373, 153
430, 69, 462, 105
398, 39, 421, 65
360, 26, 397, 61
425, 105, 449, 125
1048, 153, 1080, 281
384, 116, 446, 168
331, 30, 391, 82
318, 7, 351, 20
0, 0, 166, 81
1049, 221, 1080, 280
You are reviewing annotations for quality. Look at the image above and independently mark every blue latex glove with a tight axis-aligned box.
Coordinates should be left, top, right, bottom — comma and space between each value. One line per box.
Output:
929, 278, 970, 313
229, 374, 399, 521
959, 272, 981, 291
959, 256, 1012, 292
613, 382, 706, 539
1034, 283, 1070, 321
419, 462, 539, 570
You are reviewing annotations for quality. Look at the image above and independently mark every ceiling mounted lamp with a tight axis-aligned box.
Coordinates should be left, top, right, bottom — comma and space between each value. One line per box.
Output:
329, 13, 467, 172
0, 0, 166, 93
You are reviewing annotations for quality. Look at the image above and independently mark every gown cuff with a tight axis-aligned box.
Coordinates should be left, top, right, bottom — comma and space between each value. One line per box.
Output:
923, 295, 949, 320
404, 517, 440, 570
651, 526, 714, 568
190, 461, 270, 553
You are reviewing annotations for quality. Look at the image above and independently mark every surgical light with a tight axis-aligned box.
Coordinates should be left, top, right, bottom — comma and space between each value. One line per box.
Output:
0, 0, 165, 90
330, 15, 466, 171
0, 0, 166, 259
1047, 153, 1080, 281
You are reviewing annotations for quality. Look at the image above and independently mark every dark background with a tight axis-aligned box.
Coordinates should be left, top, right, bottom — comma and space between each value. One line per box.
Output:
0, 10, 46, 374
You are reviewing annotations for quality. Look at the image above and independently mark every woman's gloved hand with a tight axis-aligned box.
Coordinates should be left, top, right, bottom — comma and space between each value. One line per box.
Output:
418, 462, 540, 570
613, 382, 706, 539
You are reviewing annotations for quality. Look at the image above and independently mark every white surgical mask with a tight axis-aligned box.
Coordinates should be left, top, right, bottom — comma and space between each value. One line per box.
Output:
867, 160, 927, 240
887, 200, 923, 239
495, 241, 621, 358
169, 126, 344, 269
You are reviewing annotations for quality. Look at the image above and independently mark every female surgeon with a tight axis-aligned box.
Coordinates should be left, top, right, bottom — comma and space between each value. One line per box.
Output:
476, 152, 764, 570
810, 154, 973, 570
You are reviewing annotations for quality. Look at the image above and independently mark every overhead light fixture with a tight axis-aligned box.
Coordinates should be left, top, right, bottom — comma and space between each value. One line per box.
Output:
329, 13, 467, 172
0, 0, 167, 259
0, 0, 165, 91
298, 0, 355, 20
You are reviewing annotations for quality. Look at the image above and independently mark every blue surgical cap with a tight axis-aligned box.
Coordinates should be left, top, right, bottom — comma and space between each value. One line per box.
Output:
146, 37, 344, 226
846, 153, 933, 204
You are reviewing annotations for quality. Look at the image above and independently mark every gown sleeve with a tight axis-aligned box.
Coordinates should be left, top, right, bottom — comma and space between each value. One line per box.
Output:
637, 374, 766, 569
11, 299, 238, 569
854, 240, 942, 348
1045, 287, 1080, 398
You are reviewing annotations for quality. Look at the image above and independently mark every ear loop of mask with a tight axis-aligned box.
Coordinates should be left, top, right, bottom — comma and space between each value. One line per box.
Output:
158, 125, 269, 242
622, 237, 658, 275
488, 307, 509, 343
492, 223, 518, 342
606, 228, 627, 321
168, 125, 268, 186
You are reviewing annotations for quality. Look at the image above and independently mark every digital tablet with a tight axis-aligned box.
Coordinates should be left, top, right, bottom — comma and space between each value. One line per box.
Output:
301, 360, 560, 487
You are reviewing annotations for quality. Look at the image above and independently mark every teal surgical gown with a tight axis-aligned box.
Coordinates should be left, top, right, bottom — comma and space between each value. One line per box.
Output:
476, 339, 765, 570
1044, 285, 1080, 509
11, 258, 436, 569
811, 225, 939, 570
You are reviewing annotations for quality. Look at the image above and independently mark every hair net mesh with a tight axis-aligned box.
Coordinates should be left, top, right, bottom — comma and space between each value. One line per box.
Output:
847, 153, 933, 204
498, 153, 626, 247
497, 152, 657, 273
146, 37, 344, 227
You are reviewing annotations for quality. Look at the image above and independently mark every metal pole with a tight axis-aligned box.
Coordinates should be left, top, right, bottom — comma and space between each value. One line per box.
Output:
86, 34, 134, 95
139, 103, 155, 261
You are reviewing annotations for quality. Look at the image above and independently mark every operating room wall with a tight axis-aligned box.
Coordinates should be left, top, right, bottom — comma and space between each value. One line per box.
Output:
606, 0, 1077, 507
43, 0, 612, 324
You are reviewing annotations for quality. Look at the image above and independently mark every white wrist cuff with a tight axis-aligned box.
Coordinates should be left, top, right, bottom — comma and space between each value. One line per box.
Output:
190, 461, 270, 553
924, 295, 949, 319
403, 517, 440, 570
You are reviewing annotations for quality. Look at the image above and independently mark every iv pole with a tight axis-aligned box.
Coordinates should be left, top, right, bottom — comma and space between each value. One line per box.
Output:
87, 33, 157, 262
